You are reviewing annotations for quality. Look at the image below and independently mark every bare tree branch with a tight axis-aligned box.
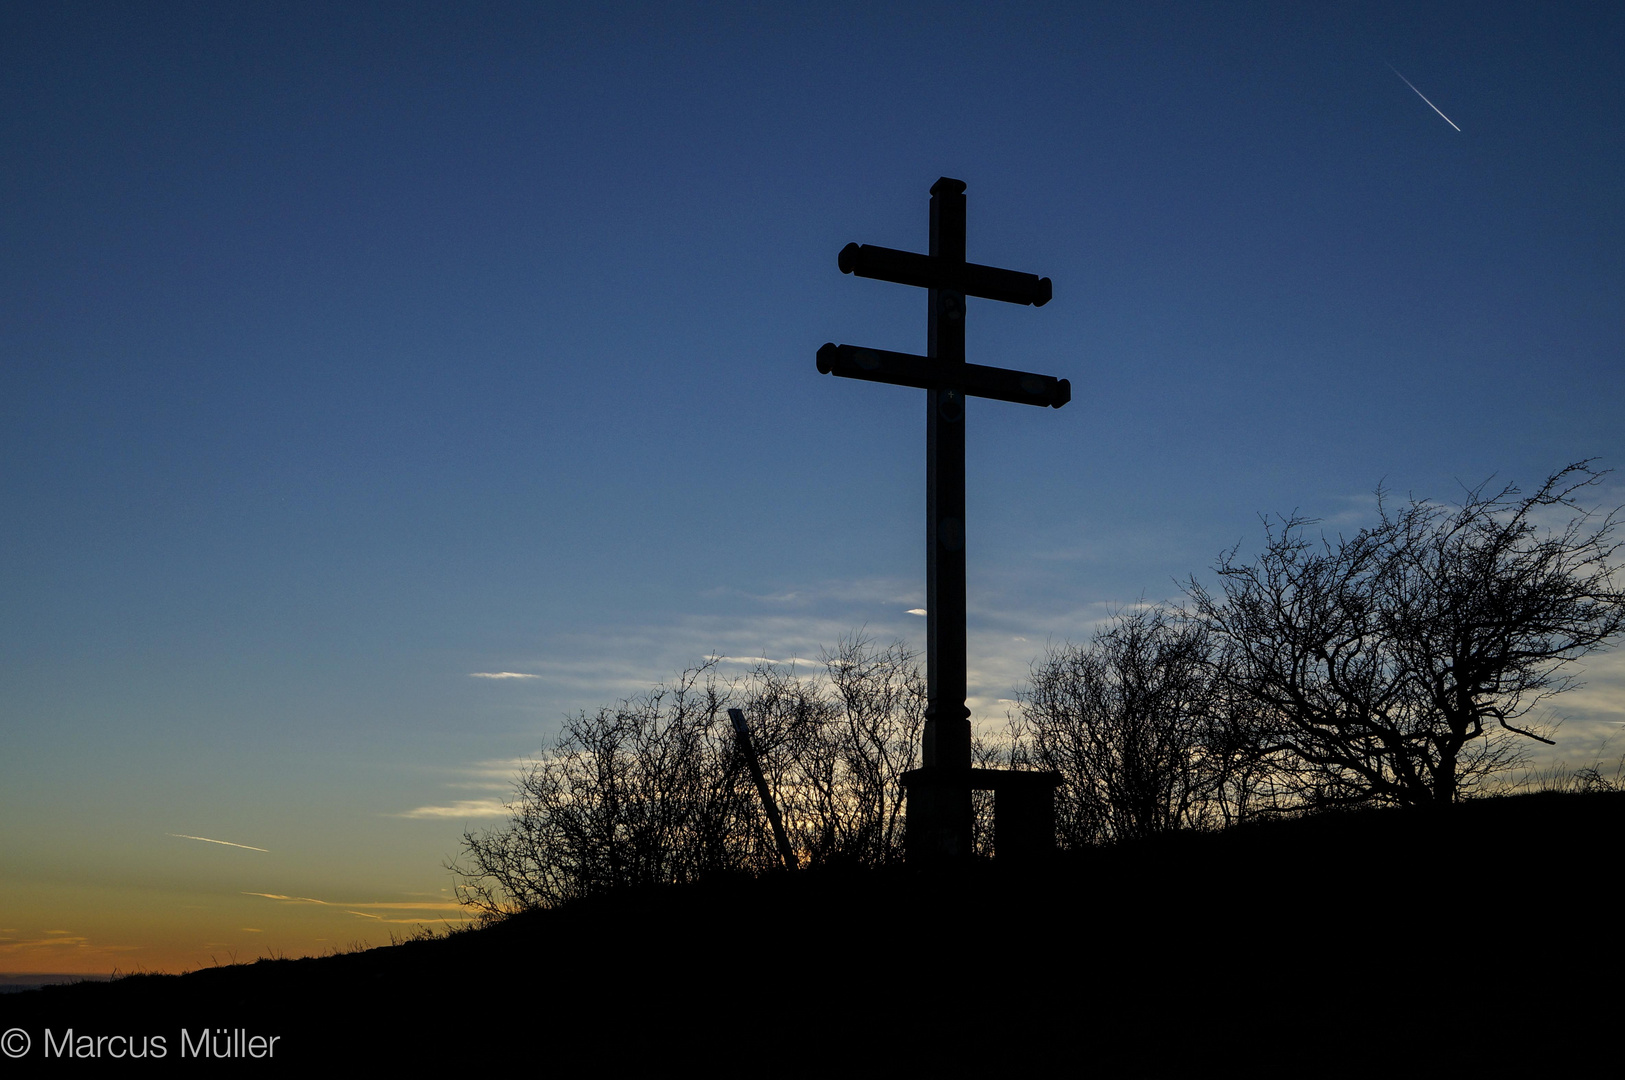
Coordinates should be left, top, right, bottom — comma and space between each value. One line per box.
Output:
1186, 462, 1625, 807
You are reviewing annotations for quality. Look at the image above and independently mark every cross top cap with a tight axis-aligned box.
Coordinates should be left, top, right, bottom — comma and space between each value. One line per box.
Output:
835, 178, 1050, 305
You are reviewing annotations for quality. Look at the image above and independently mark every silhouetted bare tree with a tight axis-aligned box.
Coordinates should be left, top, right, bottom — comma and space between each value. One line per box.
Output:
747, 634, 924, 865
1187, 462, 1625, 808
1010, 607, 1251, 845
454, 635, 927, 918
828, 634, 928, 857
453, 660, 755, 918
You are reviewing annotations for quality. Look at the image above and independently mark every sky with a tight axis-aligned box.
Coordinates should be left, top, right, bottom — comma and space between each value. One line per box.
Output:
3, 1, 1622, 977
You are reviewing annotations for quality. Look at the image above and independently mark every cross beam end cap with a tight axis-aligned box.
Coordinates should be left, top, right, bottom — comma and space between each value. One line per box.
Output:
837, 243, 861, 275
816, 342, 840, 374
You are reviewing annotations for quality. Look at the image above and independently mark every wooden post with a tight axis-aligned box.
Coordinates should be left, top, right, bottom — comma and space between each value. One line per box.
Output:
728, 708, 796, 871
922, 177, 973, 857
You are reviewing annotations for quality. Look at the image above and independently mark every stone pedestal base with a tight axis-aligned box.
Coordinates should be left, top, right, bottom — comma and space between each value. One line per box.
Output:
900, 767, 1061, 861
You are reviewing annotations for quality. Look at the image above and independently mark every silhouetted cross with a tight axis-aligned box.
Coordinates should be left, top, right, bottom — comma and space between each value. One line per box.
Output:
818, 177, 1069, 859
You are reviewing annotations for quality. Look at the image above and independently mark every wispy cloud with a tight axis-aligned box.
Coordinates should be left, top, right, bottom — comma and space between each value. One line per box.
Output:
243, 893, 330, 905
439, 580, 1213, 772
701, 577, 921, 611
469, 671, 540, 679
244, 895, 459, 911
706, 654, 802, 666
700, 586, 805, 604
169, 833, 269, 852
241, 892, 468, 925
0, 932, 91, 951
395, 798, 511, 819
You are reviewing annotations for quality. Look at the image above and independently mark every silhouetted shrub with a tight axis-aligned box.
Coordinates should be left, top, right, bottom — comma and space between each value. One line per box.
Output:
454, 635, 925, 917
1010, 606, 1268, 846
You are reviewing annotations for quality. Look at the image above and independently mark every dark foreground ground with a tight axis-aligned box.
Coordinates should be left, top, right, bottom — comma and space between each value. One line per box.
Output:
5, 791, 1621, 1074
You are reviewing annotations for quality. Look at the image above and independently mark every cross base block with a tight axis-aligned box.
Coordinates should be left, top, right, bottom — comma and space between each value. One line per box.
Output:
900, 767, 1062, 862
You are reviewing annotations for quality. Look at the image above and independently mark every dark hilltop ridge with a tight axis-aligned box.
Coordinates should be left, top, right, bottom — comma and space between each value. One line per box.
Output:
6, 791, 1620, 1073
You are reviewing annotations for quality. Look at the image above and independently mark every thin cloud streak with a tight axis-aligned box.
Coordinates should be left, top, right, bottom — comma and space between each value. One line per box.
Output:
243, 893, 329, 904
396, 798, 511, 819
469, 672, 540, 679
242, 893, 465, 912
0, 934, 91, 950
706, 654, 802, 666
168, 833, 269, 852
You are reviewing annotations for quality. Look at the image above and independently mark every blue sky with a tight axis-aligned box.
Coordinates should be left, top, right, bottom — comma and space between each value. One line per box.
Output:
3, 1, 1622, 972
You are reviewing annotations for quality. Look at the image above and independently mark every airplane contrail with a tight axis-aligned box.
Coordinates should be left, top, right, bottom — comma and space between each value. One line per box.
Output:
168, 833, 269, 852
1387, 63, 1461, 132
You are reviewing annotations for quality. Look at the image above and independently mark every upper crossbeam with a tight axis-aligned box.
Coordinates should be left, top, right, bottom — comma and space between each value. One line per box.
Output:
837, 243, 1052, 307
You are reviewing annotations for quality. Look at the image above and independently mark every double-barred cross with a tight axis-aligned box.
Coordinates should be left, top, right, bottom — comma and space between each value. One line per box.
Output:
818, 177, 1066, 860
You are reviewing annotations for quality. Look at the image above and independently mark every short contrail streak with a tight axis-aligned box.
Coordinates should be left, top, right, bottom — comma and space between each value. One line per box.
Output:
1387, 63, 1461, 132
169, 833, 269, 852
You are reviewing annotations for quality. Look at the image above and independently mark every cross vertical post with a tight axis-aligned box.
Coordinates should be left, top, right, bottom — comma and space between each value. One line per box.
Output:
922, 178, 973, 856
816, 177, 1068, 862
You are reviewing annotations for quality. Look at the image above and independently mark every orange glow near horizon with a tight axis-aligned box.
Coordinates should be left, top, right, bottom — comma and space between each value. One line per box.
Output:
0, 881, 471, 979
